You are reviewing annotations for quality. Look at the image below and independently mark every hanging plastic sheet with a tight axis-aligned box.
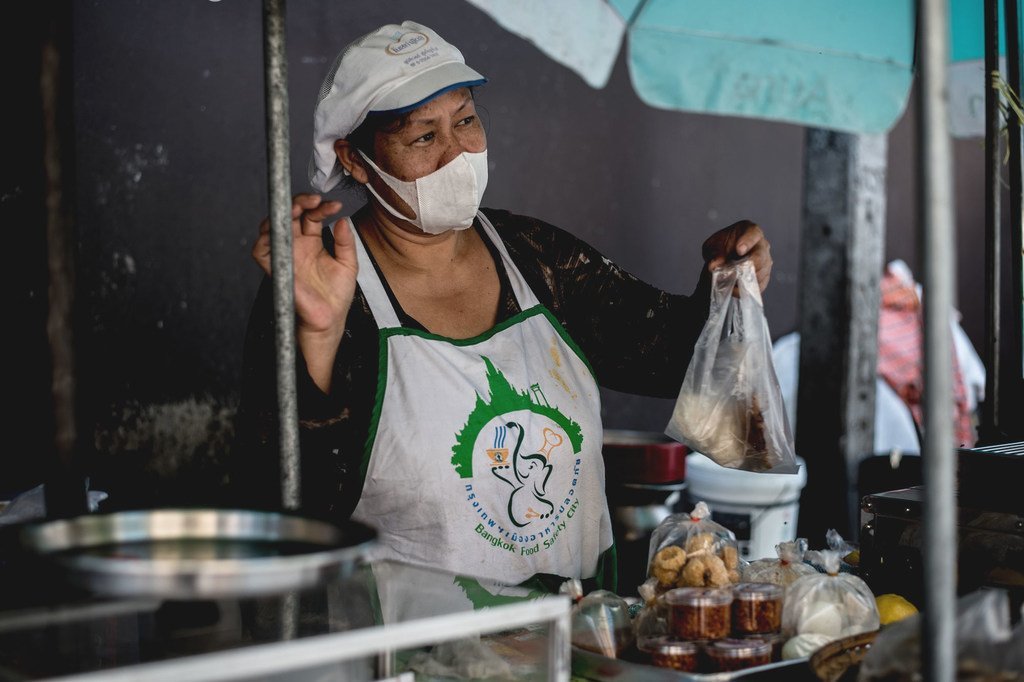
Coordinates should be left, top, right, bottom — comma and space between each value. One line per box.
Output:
468, 0, 916, 134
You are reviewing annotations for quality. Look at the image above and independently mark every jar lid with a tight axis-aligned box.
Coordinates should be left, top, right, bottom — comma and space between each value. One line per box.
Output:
733, 582, 783, 601
665, 587, 733, 607
705, 638, 772, 658
639, 635, 700, 655
742, 630, 786, 644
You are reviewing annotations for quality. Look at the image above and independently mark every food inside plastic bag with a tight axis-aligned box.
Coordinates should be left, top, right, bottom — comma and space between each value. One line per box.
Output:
781, 549, 879, 644
857, 588, 1024, 681
571, 590, 635, 658
781, 632, 833, 660
741, 538, 817, 586
665, 259, 799, 474
641, 502, 741, 597
633, 594, 670, 648
405, 637, 514, 679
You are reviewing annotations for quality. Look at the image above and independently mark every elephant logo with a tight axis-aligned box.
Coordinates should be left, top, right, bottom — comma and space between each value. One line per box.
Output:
488, 423, 564, 527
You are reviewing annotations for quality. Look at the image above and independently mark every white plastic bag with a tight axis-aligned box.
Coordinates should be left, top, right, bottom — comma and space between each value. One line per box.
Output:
782, 549, 879, 641
741, 538, 817, 587
666, 260, 799, 474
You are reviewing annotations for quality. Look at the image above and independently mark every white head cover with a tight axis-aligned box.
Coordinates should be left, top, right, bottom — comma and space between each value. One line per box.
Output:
309, 20, 487, 193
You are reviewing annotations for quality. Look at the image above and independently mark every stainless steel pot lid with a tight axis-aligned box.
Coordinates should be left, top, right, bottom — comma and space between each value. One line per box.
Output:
15, 508, 376, 599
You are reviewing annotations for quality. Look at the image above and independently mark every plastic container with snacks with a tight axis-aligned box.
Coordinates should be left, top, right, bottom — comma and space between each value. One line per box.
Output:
742, 630, 787, 662
732, 582, 784, 635
704, 638, 773, 672
638, 635, 701, 672
666, 587, 733, 641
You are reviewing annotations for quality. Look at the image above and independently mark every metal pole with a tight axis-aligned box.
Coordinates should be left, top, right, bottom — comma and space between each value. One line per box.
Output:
917, 1, 957, 680
262, 0, 301, 510
982, 0, 1003, 441
1006, 0, 1024, 404
41, 0, 87, 518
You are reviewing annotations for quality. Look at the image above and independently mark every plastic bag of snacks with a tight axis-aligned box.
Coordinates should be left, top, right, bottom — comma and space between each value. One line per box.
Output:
741, 538, 817, 587
665, 260, 799, 474
781, 549, 879, 647
641, 502, 741, 596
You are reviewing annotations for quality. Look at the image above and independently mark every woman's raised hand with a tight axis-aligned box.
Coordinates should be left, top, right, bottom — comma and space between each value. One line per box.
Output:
701, 219, 773, 293
252, 194, 357, 390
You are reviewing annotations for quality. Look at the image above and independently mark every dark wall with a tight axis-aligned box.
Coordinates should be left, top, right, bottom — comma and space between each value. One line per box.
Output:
6, 1, 1006, 501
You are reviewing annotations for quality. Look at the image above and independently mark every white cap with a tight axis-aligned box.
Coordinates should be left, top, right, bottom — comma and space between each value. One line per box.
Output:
309, 20, 487, 193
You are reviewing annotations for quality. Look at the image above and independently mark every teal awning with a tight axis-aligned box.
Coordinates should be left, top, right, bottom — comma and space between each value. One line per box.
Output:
468, 0, 916, 133
621, 0, 915, 133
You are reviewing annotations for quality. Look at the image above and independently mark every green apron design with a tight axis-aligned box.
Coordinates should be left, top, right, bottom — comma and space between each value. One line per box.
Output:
349, 213, 613, 587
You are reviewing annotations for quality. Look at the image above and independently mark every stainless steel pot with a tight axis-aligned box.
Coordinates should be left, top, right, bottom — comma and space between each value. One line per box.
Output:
603, 431, 689, 590
14, 508, 376, 599
603, 430, 687, 484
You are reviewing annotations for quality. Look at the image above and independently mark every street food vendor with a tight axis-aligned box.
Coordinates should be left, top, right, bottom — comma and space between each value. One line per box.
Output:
232, 20, 773, 592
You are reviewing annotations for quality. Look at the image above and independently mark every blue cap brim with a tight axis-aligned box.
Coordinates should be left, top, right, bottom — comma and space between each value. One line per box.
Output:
369, 78, 488, 116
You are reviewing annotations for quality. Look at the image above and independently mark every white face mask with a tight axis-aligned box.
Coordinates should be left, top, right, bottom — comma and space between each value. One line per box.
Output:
357, 149, 488, 234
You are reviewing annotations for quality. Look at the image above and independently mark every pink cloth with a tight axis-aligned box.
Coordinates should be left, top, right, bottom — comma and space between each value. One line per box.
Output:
876, 265, 975, 448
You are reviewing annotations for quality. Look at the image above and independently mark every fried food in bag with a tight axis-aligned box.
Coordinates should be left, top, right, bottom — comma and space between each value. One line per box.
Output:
666, 260, 799, 474
641, 502, 741, 596
741, 538, 817, 586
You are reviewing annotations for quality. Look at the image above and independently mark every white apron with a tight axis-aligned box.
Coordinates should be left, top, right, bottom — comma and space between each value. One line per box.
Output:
349, 212, 614, 587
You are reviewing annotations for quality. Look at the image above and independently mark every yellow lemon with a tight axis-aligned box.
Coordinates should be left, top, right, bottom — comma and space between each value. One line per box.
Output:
875, 593, 918, 625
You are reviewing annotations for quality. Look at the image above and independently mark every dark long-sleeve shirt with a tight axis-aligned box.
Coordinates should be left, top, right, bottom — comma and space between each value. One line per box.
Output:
231, 208, 709, 519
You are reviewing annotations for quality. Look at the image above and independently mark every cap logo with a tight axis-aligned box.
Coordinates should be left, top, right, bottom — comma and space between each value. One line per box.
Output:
386, 32, 429, 56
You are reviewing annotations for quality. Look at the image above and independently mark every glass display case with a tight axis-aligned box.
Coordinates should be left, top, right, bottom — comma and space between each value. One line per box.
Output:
0, 560, 571, 681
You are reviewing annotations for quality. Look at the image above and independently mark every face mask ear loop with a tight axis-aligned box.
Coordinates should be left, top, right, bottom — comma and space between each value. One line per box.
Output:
356, 150, 422, 226
364, 181, 420, 225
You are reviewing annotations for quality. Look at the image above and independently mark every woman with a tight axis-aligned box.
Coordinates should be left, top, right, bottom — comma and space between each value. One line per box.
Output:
234, 21, 772, 592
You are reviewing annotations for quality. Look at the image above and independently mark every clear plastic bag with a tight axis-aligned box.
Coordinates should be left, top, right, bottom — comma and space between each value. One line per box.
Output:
741, 538, 817, 587
633, 594, 670, 649
781, 549, 879, 641
641, 502, 741, 595
825, 528, 863, 574
405, 637, 514, 679
570, 589, 635, 658
665, 260, 799, 474
857, 588, 1023, 681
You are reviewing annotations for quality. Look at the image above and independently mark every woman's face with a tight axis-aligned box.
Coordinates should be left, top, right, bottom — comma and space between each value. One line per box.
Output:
371, 87, 486, 181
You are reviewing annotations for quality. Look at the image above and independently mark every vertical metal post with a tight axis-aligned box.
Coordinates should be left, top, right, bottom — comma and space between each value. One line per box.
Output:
1006, 0, 1024, 407
41, 0, 87, 518
796, 131, 887, 541
982, 0, 1003, 441
263, 0, 301, 510
549, 607, 571, 681
917, 1, 958, 680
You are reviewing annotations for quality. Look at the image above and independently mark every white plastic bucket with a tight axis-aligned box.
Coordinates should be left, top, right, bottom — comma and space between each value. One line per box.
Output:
684, 453, 807, 561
